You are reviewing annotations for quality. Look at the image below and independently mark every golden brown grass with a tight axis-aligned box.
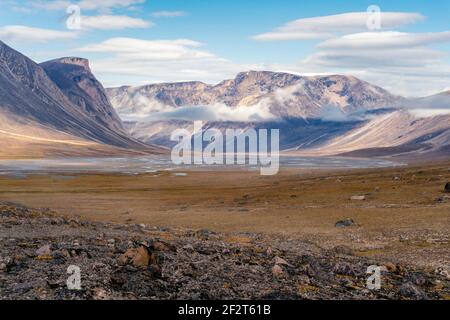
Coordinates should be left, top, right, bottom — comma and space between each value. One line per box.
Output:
0, 161, 448, 268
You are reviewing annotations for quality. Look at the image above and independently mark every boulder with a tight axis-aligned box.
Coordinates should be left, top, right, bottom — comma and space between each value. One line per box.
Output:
444, 182, 450, 193
350, 195, 366, 201
274, 256, 289, 266
384, 262, 397, 272
36, 244, 51, 256
148, 240, 176, 252
332, 245, 353, 255
118, 246, 150, 269
271, 265, 284, 277
335, 219, 354, 228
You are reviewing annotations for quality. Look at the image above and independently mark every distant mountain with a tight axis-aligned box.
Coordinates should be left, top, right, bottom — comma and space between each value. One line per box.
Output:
401, 90, 450, 111
329, 91, 450, 159
0, 40, 163, 157
309, 110, 450, 157
107, 71, 402, 120
108, 73, 449, 159
107, 71, 404, 151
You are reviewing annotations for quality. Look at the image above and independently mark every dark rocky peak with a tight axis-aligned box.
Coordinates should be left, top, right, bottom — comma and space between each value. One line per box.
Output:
44, 57, 91, 72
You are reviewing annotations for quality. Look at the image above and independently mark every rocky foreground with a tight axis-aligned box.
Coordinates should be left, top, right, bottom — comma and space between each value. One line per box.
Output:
0, 202, 448, 300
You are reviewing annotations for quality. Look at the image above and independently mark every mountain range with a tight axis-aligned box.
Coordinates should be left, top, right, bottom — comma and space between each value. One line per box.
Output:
107, 71, 401, 120
0, 40, 163, 158
0, 39, 448, 160
106, 71, 449, 160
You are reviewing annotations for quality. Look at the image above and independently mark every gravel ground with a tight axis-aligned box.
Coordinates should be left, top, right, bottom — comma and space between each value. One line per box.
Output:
0, 202, 448, 300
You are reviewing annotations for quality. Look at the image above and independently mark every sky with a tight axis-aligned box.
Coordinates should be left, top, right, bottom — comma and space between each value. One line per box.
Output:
0, 0, 449, 96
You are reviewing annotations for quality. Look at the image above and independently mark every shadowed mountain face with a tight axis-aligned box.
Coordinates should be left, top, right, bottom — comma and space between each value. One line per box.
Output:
40, 57, 125, 134
0, 40, 159, 152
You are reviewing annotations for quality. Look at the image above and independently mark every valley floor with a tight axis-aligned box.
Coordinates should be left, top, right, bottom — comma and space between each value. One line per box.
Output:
0, 161, 448, 274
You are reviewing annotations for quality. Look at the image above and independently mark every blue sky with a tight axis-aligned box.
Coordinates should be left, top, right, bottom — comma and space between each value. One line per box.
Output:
0, 0, 449, 96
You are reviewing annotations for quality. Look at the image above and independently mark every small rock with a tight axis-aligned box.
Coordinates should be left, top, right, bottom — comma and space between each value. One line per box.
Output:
182, 244, 194, 252
0, 262, 6, 272
435, 196, 445, 203
46, 279, 61, 289
335, 219, 354, 228
147, 264, 162, 278
93, 288, 109, 300
93, 262, 107, 271
51, 250, 68, 264
301, 255, 328, 280
149, 240, 176, 252
350, 195, 366, 201
399, 282, 428, 300
266, 247, 273, 256
196, 229, 214, 240
393, 176, 401, 181
332, 245, 353, 255
271, 265, 284, 277
435, 267, 450, 279
118, 246, 150, 269
274, 256, 289, 266
36, 255, 53, 261
333, 262, 355, 276
110, 273, 127, 286
444, 182, 450, 193
384, 262, 397, 272
410, 274, 427, 286
36, 244, 51, 256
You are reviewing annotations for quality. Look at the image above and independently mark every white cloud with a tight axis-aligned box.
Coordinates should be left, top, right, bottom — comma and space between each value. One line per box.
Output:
0, 25, 76, 43
80, 15, 152, 30
11, 6, 32, 13
151, 11, 187, 18
32, 0, 145, 11
250, 10, 450, 96
304, 47, 445, 69
293, 29, 450, 96
318, 31, 450, 49
127, 102, 277, 122
253, 12, 424, 41
409, 109, 450, 118
78, 38, 214, 60
31, 0, 71, 10
76, 37, 258, 85
78, 0, 145, 11
295, 60, 450, 98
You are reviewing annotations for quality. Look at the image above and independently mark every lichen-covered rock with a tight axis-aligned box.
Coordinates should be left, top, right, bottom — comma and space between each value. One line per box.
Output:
118, 246, 150, 269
